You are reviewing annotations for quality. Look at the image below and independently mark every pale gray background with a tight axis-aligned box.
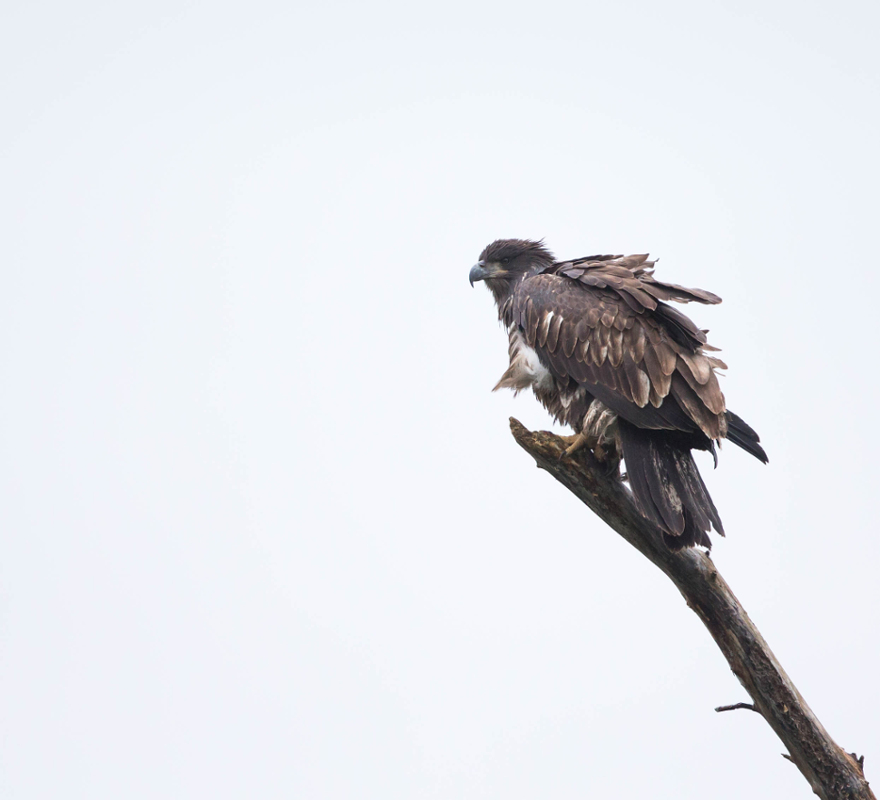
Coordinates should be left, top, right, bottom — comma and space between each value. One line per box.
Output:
1, 1, 878, 797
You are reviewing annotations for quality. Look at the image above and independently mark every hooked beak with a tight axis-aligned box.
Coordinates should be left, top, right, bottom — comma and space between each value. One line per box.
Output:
469, 261, 488, 287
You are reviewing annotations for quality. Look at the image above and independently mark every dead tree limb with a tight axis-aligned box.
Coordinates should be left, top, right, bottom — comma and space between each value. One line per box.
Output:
715, 702, 761, 714
509, 417, 873, 800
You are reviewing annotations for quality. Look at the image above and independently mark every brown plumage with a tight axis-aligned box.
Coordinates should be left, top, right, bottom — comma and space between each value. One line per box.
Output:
470, 239, 767, 550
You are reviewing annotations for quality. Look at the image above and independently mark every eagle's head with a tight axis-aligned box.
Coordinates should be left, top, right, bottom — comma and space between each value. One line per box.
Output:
469, 239, 555, 307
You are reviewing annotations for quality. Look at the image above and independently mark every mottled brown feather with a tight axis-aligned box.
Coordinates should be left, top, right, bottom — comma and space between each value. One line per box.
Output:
547, 313, 563, 352
600, 306, 617, 328
608, 327, 624, 368
676, 356, 726, 415
670, 374, 725, 439
642, 346, 673, 398
536, 312, 551, 348
630, 324, 647, 363
561, 320, 578, 357
678, 350, 713, 385
656, 341, 678, 376
623, 355, 652, 407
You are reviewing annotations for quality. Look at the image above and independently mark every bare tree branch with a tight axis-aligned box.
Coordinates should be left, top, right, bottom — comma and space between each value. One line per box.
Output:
715, 702, 761, 714
509, 418, 873, 800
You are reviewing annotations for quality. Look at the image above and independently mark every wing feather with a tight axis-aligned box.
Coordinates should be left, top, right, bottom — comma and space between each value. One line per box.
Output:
630, 324, 647, 363
623, 355, 651, 408
655, 341, 678, 376
593, 326, 609, 366
547, 312, 563, 352
642, 346, 673, 398
670, 374, 725, 439
678, 350, 713, 385
526, 299, 540, 342
601, 306, 617, 328
560, 318, 578, 357
608, 327, 624, 368
537, 311, 552, 348
676, 357, 726, 415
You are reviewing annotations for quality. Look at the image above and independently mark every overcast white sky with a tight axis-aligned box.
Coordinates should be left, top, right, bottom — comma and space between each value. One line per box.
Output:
1, 0, 878, 797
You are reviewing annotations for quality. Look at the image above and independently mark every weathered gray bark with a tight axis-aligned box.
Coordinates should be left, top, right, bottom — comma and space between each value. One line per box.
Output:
509, 418, 873, 800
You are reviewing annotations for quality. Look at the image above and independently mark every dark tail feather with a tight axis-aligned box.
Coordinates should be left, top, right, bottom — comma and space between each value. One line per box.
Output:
725, 411, 768, 463
618, 420, 723, 550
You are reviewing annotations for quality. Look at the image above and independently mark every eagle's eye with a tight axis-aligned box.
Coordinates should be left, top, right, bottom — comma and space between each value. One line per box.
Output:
501, 257, 510, 265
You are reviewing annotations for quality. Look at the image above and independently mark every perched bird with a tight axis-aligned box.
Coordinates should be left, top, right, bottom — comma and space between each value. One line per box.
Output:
469, 239, 767, 550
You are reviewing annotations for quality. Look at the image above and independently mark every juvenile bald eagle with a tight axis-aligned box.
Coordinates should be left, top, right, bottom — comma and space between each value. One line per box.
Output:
469, 239, 767, 550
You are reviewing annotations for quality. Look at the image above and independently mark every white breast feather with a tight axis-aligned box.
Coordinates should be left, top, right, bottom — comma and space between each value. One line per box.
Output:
493, 329, 555, 393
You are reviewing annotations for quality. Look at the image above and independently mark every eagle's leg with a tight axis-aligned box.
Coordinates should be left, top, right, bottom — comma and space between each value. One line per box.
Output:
561, 401, 622, 476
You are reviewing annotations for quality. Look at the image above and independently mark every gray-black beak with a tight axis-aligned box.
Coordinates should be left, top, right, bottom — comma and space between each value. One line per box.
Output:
469, 261, 487, 287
